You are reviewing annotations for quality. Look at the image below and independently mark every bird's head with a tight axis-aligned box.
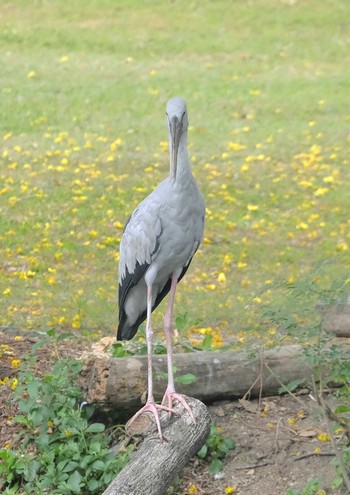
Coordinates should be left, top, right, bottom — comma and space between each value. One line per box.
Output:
166, 97, 188, 180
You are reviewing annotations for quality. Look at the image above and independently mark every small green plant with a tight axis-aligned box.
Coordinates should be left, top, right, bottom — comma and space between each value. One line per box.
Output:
0, 352, 130, 494
156, 366, 197, 386
285, 478, 323, 495
262, 265, 350, 493
197, 424, 235, 475
278, 379, 306, 396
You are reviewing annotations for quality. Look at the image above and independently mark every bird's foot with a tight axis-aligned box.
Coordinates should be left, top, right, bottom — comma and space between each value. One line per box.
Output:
126, 401, 178, 441
161, 390, 195, 423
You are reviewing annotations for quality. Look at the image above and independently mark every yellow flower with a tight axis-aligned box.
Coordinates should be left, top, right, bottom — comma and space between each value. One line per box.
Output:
64, 430, 73, 437
247, 204, 258, 212
188, 484, 198, 494
47, 276, 57, 285
27, 70, 37, 78
249, 89, 260, 96
228, 141, 246, 151
317, 432, 330, 442
11, 378, 18, 390
217, 272, 226, 283
148, 87, 159, 96
3, 288, 11, 296
225, 487, 237, 494
196, 327, 212, 335
296, 222, 308, 230
314, 187, 329, 197
11, 359, 20, 368
336, 242, 348, 252
113, 220, 124, 229
206, 284, 216, 291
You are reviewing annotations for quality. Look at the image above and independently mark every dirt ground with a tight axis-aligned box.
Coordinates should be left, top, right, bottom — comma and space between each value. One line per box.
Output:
178, 394, 343, 495
0, 332, 345, 495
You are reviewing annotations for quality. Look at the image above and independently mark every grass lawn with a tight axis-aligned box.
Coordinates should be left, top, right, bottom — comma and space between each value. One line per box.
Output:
1, 0, 349, 345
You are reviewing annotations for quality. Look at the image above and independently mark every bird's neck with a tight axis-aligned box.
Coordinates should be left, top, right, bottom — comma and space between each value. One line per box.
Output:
170, 134, 191, 183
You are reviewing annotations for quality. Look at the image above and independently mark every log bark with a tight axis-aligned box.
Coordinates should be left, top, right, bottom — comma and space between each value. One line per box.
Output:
317, 297, 350, 337
81, 340, 350, 409
102, 397, 211, 495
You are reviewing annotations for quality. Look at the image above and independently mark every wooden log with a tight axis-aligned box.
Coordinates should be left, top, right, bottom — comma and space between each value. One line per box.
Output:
80, 340, 350, 409
102, 397, 211, 495
317, 297, 350, 337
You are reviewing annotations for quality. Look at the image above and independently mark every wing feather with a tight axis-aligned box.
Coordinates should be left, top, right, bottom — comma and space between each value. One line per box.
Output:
118, 200, 162, 282
117, 198, 162, 339
117, 243, 198, 341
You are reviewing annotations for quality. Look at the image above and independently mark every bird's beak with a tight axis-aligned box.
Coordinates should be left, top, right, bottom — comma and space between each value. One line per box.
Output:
169, 116, 182, 180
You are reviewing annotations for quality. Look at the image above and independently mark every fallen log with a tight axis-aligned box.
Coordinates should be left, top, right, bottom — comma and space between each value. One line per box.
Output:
317, 297, 350, 337
102, 397, 211, 495
81, 339, 350, 409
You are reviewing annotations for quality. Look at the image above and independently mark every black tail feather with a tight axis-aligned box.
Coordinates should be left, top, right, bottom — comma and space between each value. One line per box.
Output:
116, 261, 192, 341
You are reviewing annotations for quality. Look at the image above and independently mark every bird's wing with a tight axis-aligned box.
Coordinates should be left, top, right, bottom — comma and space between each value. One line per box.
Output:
118, 198, 162, 312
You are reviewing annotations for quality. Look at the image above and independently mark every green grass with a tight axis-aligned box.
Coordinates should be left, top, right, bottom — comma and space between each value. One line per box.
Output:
0, 0, 349, 343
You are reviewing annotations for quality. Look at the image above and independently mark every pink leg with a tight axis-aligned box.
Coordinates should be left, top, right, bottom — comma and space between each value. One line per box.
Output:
126, 285, 176, 440
161, 275, 195, 422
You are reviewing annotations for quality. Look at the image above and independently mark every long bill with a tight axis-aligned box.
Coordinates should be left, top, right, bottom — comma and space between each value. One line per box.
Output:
169, 116, 182, 181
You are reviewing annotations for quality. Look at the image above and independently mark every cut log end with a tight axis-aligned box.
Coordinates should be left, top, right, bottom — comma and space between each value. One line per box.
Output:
102, 396, 211, 495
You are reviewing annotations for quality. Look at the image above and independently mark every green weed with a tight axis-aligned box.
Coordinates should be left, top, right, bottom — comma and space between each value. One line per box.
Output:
285, 479, 323, 495
197, 424, 235, 475
0, 350, 130, 494
262, 266, 350, 493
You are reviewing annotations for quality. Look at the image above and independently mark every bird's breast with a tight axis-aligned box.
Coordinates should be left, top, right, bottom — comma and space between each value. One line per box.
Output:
149, 194, 203, 277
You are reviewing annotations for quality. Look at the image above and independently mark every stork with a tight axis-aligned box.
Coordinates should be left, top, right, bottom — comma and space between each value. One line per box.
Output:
117, 97, 205, 440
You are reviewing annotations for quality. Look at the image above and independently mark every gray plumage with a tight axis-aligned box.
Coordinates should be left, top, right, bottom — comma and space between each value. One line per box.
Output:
117, 97, 205, 341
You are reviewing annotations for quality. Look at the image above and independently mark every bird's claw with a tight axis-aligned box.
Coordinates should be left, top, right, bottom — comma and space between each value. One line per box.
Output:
126, 401, 178, 441
161, 391, 196, 423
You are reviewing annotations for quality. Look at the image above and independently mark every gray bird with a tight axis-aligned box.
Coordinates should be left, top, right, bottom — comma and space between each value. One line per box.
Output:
117, 97, 205, 439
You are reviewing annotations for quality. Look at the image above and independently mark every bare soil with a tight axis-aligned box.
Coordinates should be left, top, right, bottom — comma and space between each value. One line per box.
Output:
178, 394, 343, 495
